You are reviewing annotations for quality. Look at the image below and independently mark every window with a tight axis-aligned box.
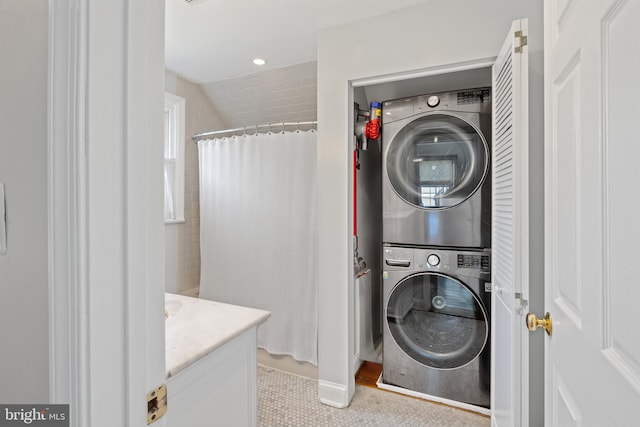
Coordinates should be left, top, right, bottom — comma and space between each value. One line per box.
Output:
418, 158, 455, 208
164, 92, 186, 223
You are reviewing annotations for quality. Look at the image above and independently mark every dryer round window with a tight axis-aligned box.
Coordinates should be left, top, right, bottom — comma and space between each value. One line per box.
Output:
385, 113, 489, 210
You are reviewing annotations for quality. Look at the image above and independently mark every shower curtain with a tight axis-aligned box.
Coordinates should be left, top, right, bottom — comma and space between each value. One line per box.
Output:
198, 130, 318, 365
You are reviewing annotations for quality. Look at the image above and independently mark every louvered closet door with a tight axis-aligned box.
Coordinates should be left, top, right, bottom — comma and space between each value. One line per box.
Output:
491, 19, 529, 427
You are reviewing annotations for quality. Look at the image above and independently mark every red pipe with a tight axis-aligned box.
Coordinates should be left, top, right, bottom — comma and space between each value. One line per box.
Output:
353, 149, 357, 237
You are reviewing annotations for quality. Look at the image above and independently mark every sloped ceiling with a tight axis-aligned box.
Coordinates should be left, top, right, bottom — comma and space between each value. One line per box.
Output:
165, 0, 430, 84
165, 0, 433, 129
199, 61, 317, 130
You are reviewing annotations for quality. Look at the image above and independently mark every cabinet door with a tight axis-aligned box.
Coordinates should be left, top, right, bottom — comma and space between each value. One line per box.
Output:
167, 329, 258, 427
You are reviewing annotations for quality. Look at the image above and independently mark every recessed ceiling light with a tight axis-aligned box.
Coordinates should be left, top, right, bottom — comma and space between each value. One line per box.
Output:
252, 58, 267, 66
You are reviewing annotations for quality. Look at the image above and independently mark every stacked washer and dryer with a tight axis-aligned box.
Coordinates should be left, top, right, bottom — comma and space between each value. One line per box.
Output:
381, 88, 492, 408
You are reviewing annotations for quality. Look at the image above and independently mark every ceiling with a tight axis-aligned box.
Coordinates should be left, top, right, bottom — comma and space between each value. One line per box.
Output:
165, 0, 429, 84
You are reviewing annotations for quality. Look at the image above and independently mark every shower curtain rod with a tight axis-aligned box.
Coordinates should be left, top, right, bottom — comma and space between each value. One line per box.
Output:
192, 120, 317, 142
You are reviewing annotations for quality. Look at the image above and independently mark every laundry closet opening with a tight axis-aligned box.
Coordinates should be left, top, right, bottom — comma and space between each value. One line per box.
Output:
351, 65, 493, 408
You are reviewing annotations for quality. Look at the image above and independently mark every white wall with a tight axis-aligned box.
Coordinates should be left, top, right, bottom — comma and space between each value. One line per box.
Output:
317, 0, 544, 413
164, 70, 227, 295
0, 0, 49, 403
353, 87, 383, 344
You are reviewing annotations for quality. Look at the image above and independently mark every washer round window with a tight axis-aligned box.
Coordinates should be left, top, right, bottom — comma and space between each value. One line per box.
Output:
386, 272, 487, 369
386, 113, 489, 209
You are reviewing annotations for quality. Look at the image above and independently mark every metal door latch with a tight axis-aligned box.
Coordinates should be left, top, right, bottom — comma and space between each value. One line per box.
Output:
515, 292, 529, 315
147, 383, 167, 424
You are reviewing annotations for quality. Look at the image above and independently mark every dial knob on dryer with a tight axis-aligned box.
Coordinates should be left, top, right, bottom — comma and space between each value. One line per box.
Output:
427, 95, 440, 107
427, 254, 440, 267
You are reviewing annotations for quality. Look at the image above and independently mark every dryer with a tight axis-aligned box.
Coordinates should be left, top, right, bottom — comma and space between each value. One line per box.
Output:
382, 88, 492, 249
382, 246, 491, 408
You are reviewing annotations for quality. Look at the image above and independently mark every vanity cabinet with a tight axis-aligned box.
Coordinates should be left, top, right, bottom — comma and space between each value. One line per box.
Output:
164, 293, 269, 426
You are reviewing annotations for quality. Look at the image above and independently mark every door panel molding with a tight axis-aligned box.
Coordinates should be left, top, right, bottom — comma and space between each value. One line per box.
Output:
601, 0, 640, 391
551, 0, 576, 44
551, 53, 582, 330
552, 367, 582, 427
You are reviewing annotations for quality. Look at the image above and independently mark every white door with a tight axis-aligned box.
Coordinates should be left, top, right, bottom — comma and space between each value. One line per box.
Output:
49, 2, 167, 426
491, 19, 530, 427
543, 0, 640, 425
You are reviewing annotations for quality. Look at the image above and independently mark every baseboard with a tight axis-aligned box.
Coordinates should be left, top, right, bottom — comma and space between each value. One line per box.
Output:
257, 349, 318, 380
180, 287, 199, 298
318, 380, 351, 408
376, 373, 491, 416
352, 352, 361, 376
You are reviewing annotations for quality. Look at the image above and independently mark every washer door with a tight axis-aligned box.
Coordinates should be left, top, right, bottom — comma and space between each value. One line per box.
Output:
386, 272, 488, 369
386, 113, 489, 209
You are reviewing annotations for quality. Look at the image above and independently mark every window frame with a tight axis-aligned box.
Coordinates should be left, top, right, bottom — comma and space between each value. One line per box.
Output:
164, 92, 186, 224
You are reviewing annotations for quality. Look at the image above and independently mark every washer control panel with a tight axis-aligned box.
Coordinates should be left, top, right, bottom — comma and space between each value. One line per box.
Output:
457, 254, 490, 270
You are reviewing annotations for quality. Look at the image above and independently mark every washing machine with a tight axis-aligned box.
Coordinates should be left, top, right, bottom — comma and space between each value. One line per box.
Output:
382, 88, 492, 249
382, 245, 491, 408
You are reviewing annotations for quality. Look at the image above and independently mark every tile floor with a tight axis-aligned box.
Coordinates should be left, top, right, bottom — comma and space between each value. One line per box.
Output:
257, 365, 491, 427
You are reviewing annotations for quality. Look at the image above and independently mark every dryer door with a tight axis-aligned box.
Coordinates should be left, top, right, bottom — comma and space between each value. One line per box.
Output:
385, 113, 489, 209
386, 272, 488, 369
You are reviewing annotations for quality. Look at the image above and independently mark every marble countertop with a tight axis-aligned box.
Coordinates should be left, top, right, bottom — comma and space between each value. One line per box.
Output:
165, 292, 270, 378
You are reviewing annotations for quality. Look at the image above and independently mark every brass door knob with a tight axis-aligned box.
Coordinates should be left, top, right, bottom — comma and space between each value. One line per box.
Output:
526, 312, 552, 336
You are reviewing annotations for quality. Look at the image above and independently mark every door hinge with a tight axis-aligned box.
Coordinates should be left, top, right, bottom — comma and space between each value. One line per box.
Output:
514, 30, 528, 53
147, 383, 167, 425
515, 292, 529, 315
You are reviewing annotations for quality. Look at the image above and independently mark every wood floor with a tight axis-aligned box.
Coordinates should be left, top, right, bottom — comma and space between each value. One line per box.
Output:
355, 361, 383, 388
354, 360, 491, 421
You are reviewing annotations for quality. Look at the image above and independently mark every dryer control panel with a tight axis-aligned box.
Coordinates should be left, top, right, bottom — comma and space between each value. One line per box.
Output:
456, 88, 491, 105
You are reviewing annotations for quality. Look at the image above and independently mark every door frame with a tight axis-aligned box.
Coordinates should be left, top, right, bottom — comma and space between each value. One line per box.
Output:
48, 1, 166, 425
48, 1, 87, 422
346, 57, 501, 412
